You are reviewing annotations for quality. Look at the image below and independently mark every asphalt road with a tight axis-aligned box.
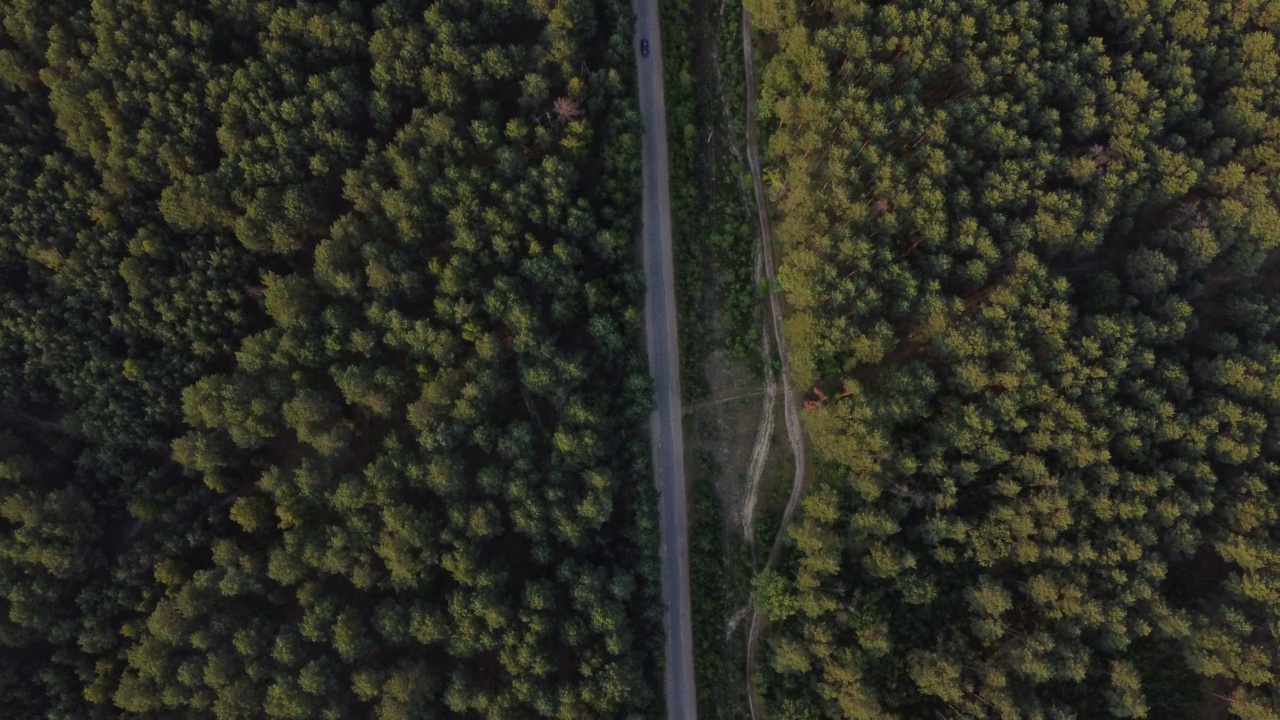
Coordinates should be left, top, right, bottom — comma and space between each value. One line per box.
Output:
631, 1, 698, 717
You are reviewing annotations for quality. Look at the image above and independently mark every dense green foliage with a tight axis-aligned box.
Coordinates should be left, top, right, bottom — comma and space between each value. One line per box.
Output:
689, 471, 732, 719
749, 0, 1280, 717
663, 0, 759, 400
0, 0, 662, 717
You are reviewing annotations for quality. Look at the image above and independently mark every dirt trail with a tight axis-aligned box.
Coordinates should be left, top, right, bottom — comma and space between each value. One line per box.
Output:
0, 407, 67, 434
684, 388, 766, 415
740, 13, 805, 575
704, 0, 778, 552
725, 603, 750, 639
701, 4, 807, 716
739, 252, 779, 542
738, 8, 809, 720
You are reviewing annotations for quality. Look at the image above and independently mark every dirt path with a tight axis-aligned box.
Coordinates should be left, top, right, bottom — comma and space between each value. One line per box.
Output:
740, 251, 779, 543
700, 4, 806, 716
684, 388, 766, 415
0, 407, 67, 434
738, 8, 809, 720
725, 603, 750, 639
705, 0, 779, 554
741, 12, 806, 575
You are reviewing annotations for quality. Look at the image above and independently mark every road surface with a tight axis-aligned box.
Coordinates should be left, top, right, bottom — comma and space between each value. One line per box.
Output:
632, 1, 698, 718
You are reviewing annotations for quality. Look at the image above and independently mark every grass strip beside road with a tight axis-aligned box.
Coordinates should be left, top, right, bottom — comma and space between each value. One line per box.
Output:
661, 0, 759, 403
660, 0, 761, 715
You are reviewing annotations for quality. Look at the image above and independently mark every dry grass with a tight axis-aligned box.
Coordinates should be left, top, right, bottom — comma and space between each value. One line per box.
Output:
684, 347, 768, 539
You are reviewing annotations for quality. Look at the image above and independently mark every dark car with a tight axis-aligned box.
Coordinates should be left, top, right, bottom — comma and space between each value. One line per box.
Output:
640, 39, 650, 57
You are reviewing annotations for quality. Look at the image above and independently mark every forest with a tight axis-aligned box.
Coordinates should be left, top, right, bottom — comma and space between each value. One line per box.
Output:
0, 0, 663, 718
748, 0, 1280, 718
